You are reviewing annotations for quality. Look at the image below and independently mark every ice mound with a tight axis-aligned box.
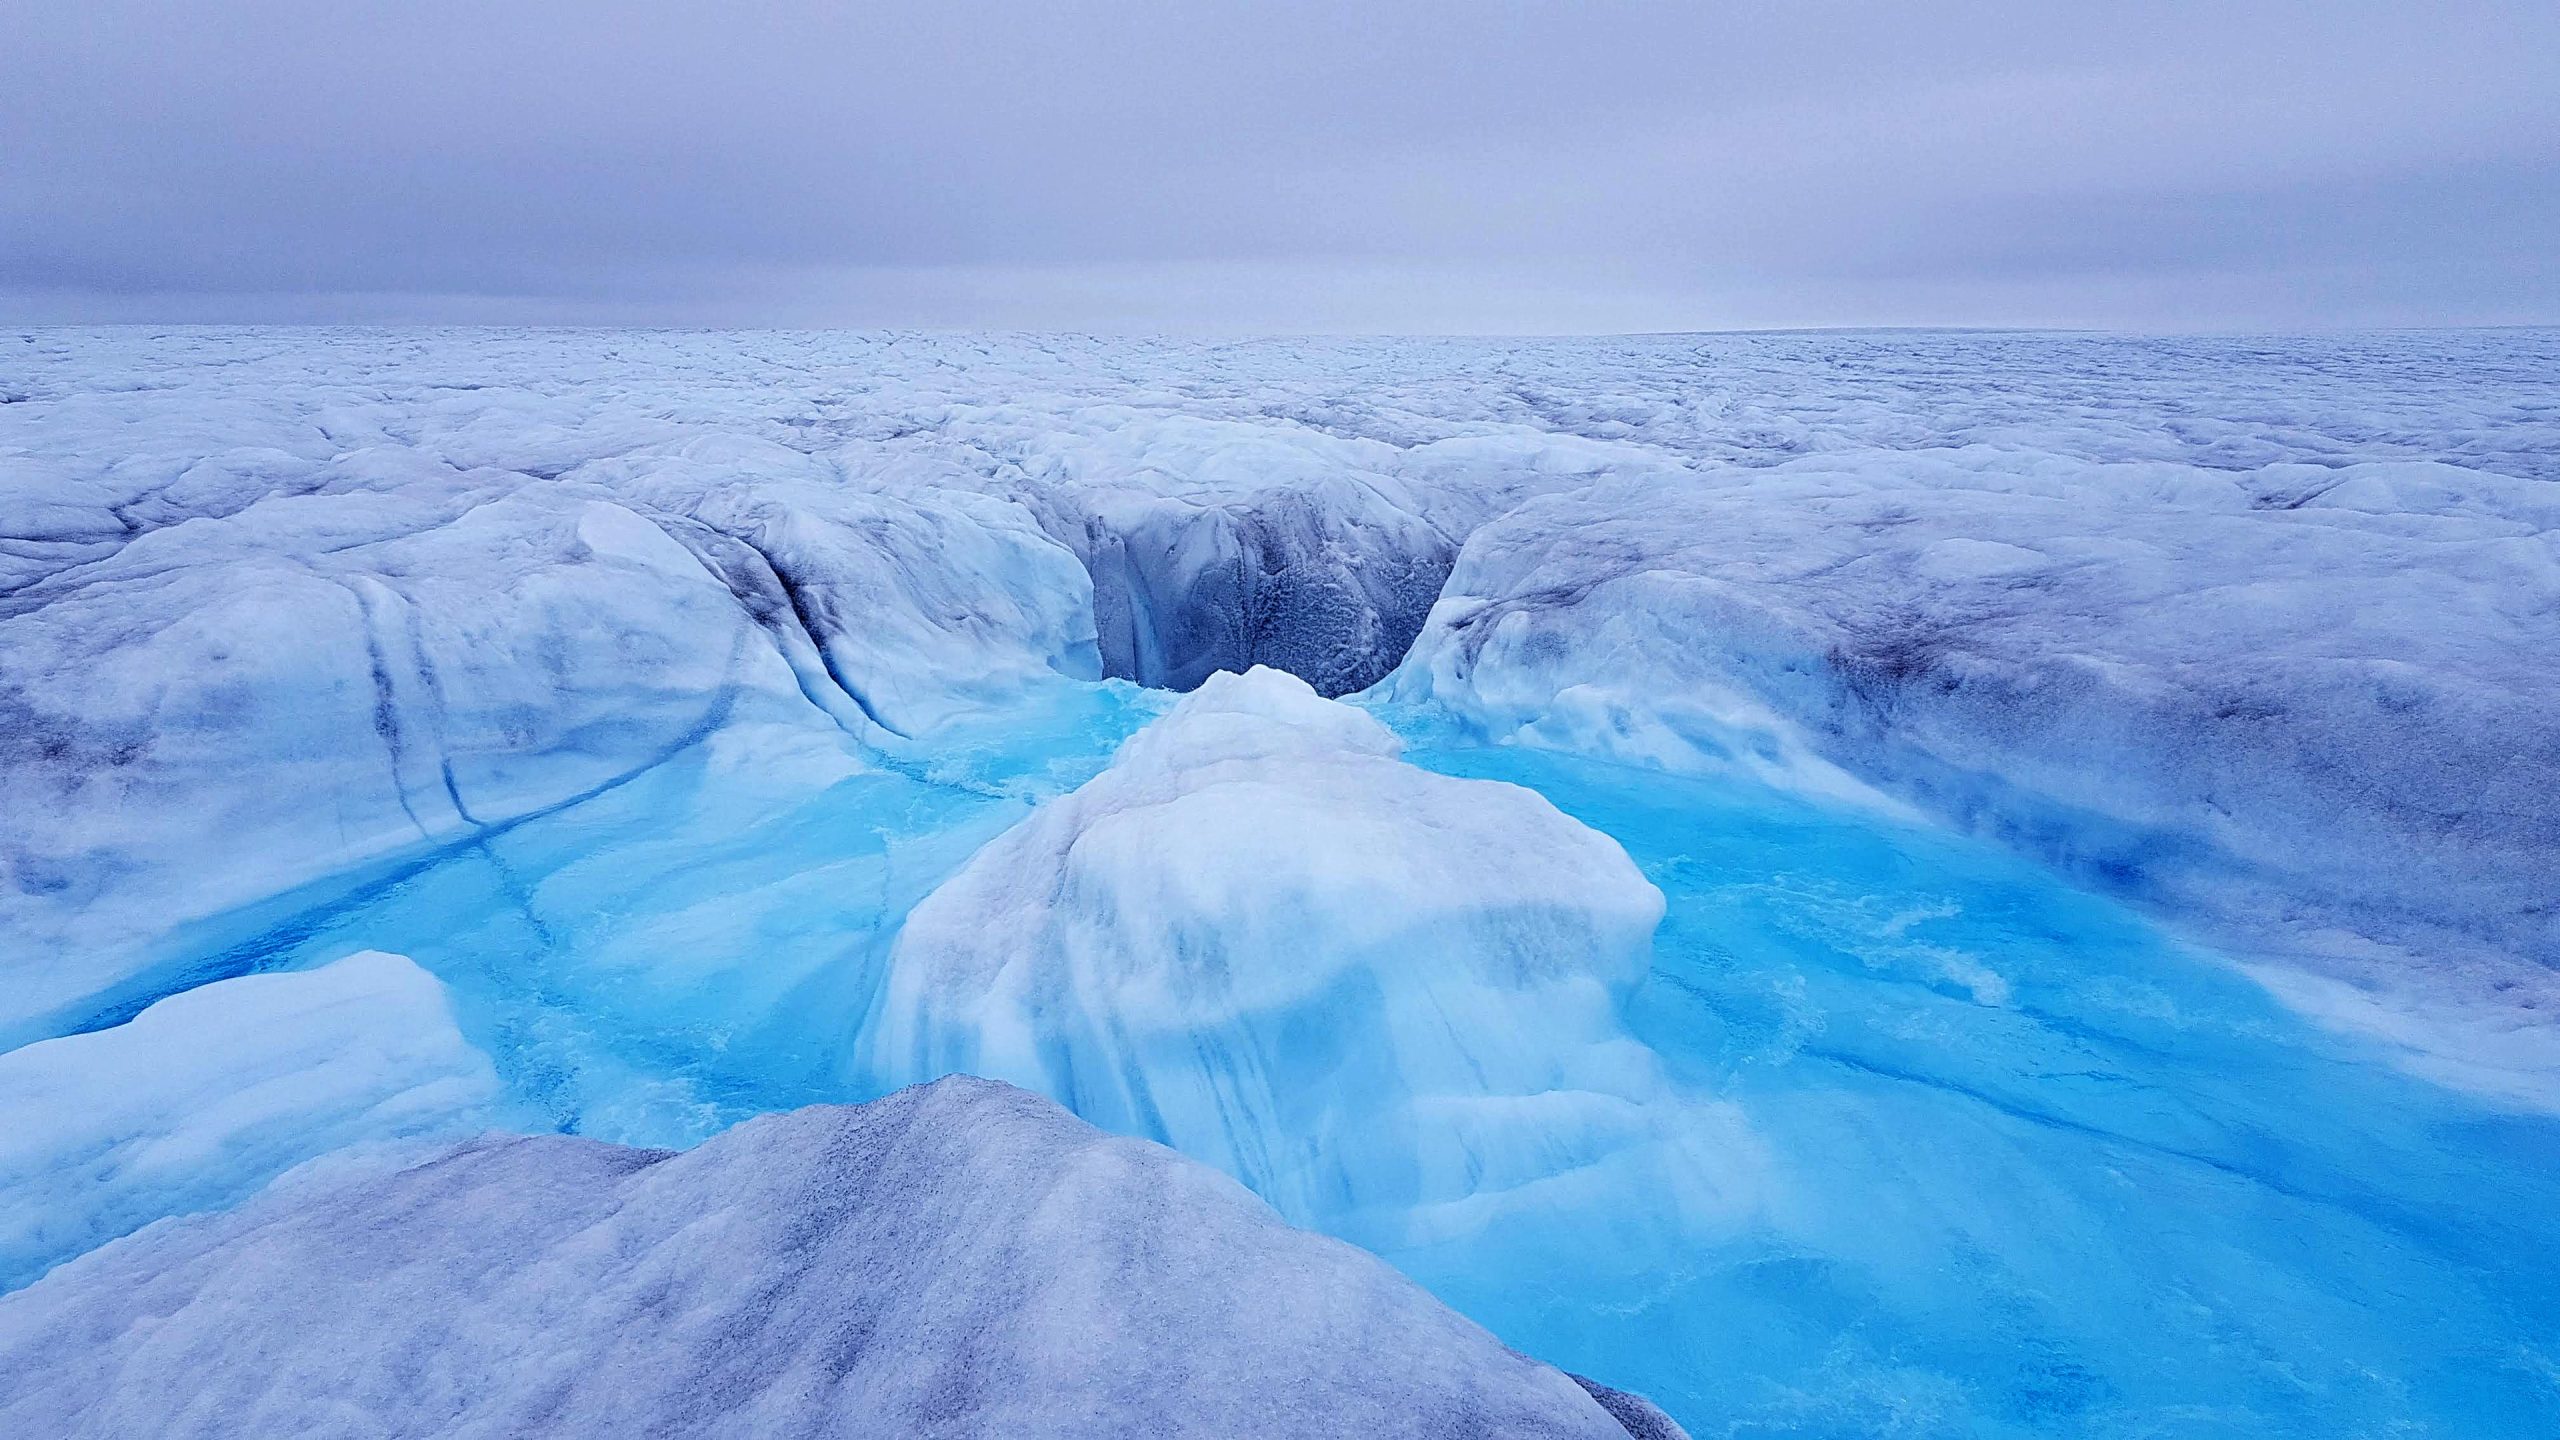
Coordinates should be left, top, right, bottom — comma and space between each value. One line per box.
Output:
862, 667, 1750, 1240
0, 951, 500, 1290
0, 1075, 1678, 1440
1387, 448, 2560, 1004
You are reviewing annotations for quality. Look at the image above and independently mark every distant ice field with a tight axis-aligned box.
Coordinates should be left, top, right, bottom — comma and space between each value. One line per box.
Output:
2, 327, 2555, 1436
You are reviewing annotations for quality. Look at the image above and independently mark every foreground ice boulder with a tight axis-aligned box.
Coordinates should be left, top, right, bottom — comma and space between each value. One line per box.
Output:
862, 667, 1751, 1241
0, 951, 499, 1290
0, 1075, 1679, 1440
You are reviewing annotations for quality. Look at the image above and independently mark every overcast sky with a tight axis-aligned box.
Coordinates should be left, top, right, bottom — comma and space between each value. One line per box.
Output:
5, 1, 2555, 332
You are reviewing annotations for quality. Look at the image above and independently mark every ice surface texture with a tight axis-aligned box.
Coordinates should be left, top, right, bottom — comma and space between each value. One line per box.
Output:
0, 1074, 1669, 1440
2, 324, 2552, 1028
7, 328, 2553, 1051
864, 667, 1752, 1242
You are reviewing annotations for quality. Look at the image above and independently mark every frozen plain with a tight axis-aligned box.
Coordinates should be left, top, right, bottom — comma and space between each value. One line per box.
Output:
2, 326, 2556, 1436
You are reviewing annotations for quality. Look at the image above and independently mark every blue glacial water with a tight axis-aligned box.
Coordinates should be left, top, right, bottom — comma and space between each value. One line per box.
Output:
152, 682, 2560, 1439
1394, 730, 2560, 1438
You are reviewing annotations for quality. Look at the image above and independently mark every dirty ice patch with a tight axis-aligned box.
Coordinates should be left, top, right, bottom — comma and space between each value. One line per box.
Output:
0, 1076, 1673, 1440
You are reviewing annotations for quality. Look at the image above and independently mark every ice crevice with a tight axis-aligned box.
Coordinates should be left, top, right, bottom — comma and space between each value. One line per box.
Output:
642, 510, 909, 742
1054, 483, 1460, 697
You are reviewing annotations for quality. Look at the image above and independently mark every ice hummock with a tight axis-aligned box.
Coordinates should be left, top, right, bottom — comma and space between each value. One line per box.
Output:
0, 951, 501, 1290
0, 1075, 1677, 1440
860, 666, 1757, 1245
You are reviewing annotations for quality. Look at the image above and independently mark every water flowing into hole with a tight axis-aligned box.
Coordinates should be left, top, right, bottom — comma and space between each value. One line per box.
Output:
1063, 488, 1456, 696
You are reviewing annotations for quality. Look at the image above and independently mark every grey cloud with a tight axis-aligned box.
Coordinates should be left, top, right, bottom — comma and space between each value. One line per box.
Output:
3, 1, 2554, 329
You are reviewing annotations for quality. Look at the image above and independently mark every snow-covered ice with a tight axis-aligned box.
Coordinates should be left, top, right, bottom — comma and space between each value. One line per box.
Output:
0, 950, 499, 1289
0, 1075, 1673, 1439
3, 325, 2557, 1436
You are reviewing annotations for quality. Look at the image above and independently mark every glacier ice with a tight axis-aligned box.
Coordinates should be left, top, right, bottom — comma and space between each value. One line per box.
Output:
861, 666, 1755, 1244
0, 1075, 1675, 1440
3, 326, 2558, 1438
10, 327, 2553, 1052
0, 422, 1091, 1046
1387, 446, 2560, 1074
0, 950, 499, 1290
